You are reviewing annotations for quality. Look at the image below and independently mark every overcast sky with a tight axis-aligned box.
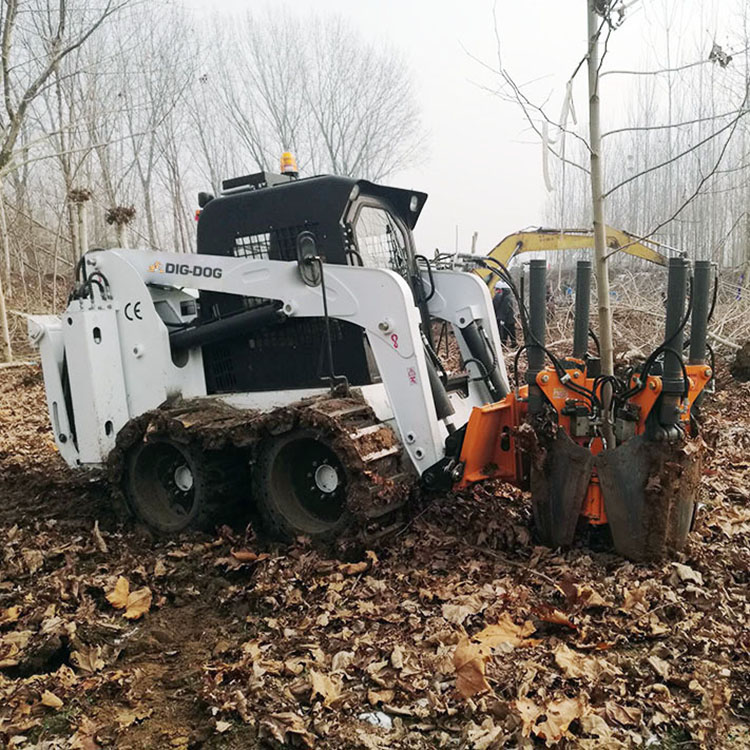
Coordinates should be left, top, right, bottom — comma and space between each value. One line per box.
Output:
191, 0, 730, 256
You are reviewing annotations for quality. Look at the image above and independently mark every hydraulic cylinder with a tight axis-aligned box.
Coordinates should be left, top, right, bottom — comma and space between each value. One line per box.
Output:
527, 260, 547, 414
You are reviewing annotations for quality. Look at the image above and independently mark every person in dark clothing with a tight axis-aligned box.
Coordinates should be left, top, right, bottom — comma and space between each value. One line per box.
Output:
493, 281, 517, 347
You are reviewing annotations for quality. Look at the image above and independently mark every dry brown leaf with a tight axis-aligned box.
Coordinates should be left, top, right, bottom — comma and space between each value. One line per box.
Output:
41, 690, 63, 709
230, 549, 270, 563
260, 716, 286, 744
338, 560, 368, 576
241, 640, 262, 660
331, 650, 354, 672
621, 586, 649, 612
123, 587, 152, 620
368, 688, 395, 705
648, 654, 670, 680
153, 559, 168, 577
0, 605, 20, 624
0, 630, 32, 667
605, 701, 643, 726
580, 712, 613, 739
454, 615, 537, 699
577, 584, 613, 608
22, 549, 44, 573
265, 712, 315, 748
454, 638, 492, 698
473, 614, 537, 650
441, 594, 484, 625
516, 697, 542, 737
466, 720, 506, 750
115, 706, 153, 729
106, 576, 129, 610
71, 645, 105, 673
558, 577, 612, 609
309, 669, 341, 707
535, 696, 586, 742
56, 664, 79, 689
390, 644, 404, 670
554, 644, 602, 680
69, 716, 99, 750
92, 520, 108, 553
671, 562, 704, 586
533, 604, 577, 629
516, 695, 586, 742
215, 720, 232, 733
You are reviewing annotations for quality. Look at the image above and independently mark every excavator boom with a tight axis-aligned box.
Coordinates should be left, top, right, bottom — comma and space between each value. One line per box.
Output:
486, 226, 667, 269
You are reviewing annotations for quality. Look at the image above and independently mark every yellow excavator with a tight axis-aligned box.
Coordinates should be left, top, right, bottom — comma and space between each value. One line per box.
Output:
485, 226, 667, 271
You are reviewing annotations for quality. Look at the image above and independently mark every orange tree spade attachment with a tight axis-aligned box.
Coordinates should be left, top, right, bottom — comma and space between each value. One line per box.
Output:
451, 257, 714, 561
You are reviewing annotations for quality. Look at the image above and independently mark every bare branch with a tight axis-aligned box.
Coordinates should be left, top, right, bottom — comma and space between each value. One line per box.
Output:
602, 103, 749, 199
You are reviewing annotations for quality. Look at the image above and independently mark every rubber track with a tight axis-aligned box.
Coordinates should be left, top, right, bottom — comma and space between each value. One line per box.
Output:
107, 390, 414, 529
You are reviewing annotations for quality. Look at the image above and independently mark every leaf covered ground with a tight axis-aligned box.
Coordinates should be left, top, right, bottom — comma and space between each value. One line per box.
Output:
0, 364, 748, 749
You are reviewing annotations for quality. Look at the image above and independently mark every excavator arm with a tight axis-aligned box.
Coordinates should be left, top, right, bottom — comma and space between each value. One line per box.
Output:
485, 226, 667, 271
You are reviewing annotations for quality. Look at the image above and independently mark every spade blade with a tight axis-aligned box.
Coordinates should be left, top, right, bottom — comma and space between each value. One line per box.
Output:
530, 428, 594, 548
596, 434, 702, 562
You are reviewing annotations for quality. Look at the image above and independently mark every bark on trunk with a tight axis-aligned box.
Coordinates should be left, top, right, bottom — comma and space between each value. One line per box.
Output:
0, 271, 11, 362
0, 178, 11, 300
587, 1, 615, 446
77, 202, 88, 258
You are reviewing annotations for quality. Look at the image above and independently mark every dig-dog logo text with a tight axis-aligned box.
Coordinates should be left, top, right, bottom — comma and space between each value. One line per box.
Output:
148, 260, 222, 279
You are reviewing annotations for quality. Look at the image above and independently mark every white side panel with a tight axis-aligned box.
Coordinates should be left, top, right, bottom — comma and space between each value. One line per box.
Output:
61, 307, 130, 464
89, 252, 207, 420
28, 315, 80, 467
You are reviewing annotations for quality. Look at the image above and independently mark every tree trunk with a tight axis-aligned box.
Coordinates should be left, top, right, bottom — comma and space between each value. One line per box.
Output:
77, 202, 88, 258
587, 1, 615, 445
115, 222, 126, 248
0, 179, 11, 300
0, 267, 11, 362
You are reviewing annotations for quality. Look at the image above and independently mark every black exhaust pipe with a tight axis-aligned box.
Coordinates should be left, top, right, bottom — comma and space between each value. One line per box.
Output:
572, 260, 592, 360
527, 260, 547, 414
689, 260, 711, 366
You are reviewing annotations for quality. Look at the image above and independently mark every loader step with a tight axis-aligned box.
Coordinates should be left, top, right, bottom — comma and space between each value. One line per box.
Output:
361, 445, 401, 463
326, 404, 372, 419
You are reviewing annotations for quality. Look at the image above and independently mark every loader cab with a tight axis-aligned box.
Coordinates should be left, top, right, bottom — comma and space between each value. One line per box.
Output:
194, 170, 426, 395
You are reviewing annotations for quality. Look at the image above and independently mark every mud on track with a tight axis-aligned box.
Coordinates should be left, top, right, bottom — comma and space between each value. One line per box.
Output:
1, 365, 749, 748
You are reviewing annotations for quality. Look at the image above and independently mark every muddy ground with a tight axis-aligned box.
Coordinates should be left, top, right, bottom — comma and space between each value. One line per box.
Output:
0, 363, 749, 749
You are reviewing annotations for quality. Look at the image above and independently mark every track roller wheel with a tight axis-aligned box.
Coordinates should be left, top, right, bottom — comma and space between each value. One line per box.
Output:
253, 429, 351, 541
124, 437, 211, 533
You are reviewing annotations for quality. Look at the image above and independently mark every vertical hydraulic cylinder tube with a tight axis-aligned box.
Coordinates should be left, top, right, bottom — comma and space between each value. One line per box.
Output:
659, 257, 688, 425
689, 260, 711, 365
527, 260, 547, 414
461, 321, 508, 400
572, 260, 592, 360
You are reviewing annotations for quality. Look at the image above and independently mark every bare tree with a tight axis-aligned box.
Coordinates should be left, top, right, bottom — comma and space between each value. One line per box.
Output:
0, 0, 130, 361
214, 10, 422, 181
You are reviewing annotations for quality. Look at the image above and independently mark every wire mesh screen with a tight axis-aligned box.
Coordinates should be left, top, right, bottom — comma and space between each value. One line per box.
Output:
233, 232, 271, 260
233, 224, 320, 262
